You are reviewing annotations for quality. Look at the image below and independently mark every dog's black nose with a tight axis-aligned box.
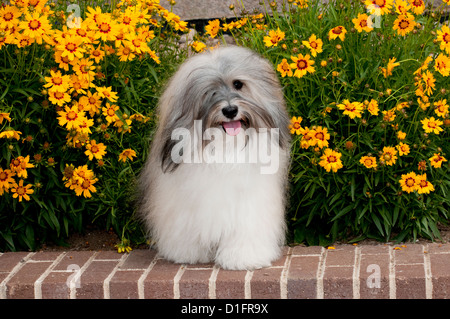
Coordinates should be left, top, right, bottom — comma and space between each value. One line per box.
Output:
222, 106, 238, 119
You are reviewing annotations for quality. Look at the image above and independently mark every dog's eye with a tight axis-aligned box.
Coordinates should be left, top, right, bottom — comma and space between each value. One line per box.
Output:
233, 80, 243, 90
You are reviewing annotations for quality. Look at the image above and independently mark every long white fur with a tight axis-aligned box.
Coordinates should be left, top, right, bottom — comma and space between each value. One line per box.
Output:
138, 46, 291, 270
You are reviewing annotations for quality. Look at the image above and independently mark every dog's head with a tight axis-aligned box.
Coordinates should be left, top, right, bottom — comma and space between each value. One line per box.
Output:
155, 46, 290, 172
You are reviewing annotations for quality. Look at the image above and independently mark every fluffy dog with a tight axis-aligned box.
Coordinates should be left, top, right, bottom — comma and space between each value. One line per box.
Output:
138, 46, 291, 270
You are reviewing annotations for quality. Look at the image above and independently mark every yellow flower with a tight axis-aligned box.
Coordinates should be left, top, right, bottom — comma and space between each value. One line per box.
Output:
381, 57, 400, 78
294, 0, 309, 8
191, 41, 206, 53
414, 56, 433, 75
434, 53, 450, 77
328, 26, 347, 41
76, 117, 94, 135
116, 45, 136, 62
365, 0, 393, 15
125, 33, 151, 55
289, 116, 303, 135
72, 58, 95, 81
366, 99, 379, 116
399, 171, 418, 193
360, 156, 377, 169
397, 130, 406, 140
0, 129, 22, 140
396, 142, 410, 156
380, 146, 397, 166
49, 91, 71, 107
57, 105, 86, 130
102, 103, 120, 124
264, 28, 285, 47
11, 179, 34, 202
436, 25, 450, 54
57, 35, 86, 62
434, 99, 449, 118
393, 13, 416, 36
352, 13, 373, 33
10, 156, 34, 179
422, 70, 436, 96
119, 149, 137, 162
382, 109, 396, 122
94, 14, 120, 42
337, 100, 364, 119
205, 19, 220, 38
0, 168, 16, 195
19, 12, 52, 44
302, 34, 323, 57
429, 153, 447, 168
394, 0, 411, 14
114, 118, 132, 133
319, 148, 343, 173
88, 44, 105, 63
96, 86, 118, 103
277, 59, 293, 77
44, 70, 72, 93
0, 112, 12, 124
74, 175, 98, 198
416, 173, 434, 194
0, 5, 22, 29
409, 0, 425, 14
310, 126, 330, 149
85, 140, 107, 161
290, 54, 315, 78
421, 117, 443, 134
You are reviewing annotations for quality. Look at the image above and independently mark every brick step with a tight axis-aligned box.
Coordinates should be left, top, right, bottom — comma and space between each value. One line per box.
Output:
1, 243, 449, 299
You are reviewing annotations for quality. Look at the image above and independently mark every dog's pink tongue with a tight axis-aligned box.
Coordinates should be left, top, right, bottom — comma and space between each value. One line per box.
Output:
222, 120, 241, 136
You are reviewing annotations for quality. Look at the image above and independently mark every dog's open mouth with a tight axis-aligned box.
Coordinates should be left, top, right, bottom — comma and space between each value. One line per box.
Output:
222, 120, 242, 136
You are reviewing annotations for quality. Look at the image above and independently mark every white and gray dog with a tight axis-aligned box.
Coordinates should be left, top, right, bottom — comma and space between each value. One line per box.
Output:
138, 46, 291, 270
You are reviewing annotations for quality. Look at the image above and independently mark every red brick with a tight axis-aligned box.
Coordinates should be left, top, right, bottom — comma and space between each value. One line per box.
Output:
0, 252, 30, 272
427, 243, 450, 254
215, 269, 246, 299
110, 270, 142, 299
53, 251, 96, 271
291, 245, 323, 256
395, 264, 426, 299
251, 268, 282, 298
7, 262, 51, 299
76, 260, 119, 299
119, 249, 157, 270
143, 259, 181, 299
179, 268, 212, 299
394, 244, 424, 265
41, 272, 71, 299
31, 252, 63, 261
270, 247, 290, 267
326, 246, 355, 266
323, 266, 353, 299
95, 251, 122, 260
429, 254, 450, 298
359, 254, 390, 299
359, 245, 390, 255
287, 256, 319, 299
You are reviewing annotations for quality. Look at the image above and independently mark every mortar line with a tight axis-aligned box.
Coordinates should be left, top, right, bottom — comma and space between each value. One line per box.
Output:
423, 244, 433, 299
280, 247, 293, 299
137, 253, 160, 299
316, 247, 327, 299
353, 246, 361, 299
0, 252, 35, 299
34, 252, 67, 299
103, 253, 129, 299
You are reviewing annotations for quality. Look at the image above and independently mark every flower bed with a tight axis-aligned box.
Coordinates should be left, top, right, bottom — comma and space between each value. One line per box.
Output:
0, 0, 449, 251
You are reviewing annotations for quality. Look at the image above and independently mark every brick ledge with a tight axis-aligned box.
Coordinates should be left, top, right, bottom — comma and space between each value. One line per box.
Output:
1, 243, 449, 299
